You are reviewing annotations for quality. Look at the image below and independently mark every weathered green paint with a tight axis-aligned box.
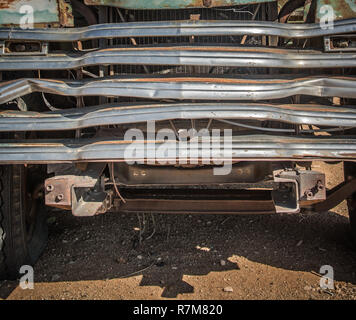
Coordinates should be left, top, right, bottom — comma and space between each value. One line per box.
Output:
84, 0, 275, 10
0, 0, 59, 26
0, 0, 73, 27
316, 0, 356, 22
276, 0, 288, 12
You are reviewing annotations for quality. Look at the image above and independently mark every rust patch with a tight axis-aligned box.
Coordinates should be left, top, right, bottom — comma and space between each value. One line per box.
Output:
0, 0, 36, 10
317, 0, 356, 21
0, 0, 17, 10
58, 0, 74, 27
277, 104, 349, 113
341, 153, 356, 157
0, 0, 73, 27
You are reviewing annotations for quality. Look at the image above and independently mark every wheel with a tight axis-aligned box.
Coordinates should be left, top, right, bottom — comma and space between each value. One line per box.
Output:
346, 195, 356, 244
349, 204, 356, 243
344, 162, 356, 244
0, 165, 48, 280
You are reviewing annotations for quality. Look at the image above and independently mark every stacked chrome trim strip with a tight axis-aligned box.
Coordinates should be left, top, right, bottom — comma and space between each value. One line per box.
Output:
1, 135, 356, 163
0, 19, 356, 41
1, 103, 356, 131
1, 76, 356, 104
1, 47, 356, 70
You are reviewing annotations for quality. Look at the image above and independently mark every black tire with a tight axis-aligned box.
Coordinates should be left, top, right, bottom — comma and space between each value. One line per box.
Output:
344, 162, 356, 244
0, 165, 48, 280
346, 196, 356, 244
350, 205, 356, 243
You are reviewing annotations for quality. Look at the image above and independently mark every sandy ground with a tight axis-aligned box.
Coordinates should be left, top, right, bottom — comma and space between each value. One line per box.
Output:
0, 161, 356, 300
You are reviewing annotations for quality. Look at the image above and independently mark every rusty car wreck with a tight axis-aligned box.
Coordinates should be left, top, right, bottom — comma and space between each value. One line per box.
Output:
0, 0, 356, 279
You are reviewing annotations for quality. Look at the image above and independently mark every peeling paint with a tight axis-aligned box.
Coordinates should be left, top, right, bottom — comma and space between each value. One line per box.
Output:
0, 0, 73, 27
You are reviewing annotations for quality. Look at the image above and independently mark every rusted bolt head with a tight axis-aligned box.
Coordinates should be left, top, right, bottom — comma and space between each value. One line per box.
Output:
203, 0, 212, 7
317, 180, 324, 191
46, 184, 54, 192
305, 190, 314, 198
56, 194, 64, 202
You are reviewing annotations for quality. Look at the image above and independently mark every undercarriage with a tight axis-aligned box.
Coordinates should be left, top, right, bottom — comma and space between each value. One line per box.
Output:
1, 0, 356, 278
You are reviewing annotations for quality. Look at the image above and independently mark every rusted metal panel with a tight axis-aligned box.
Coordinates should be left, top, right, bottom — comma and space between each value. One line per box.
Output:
84, 0, 275, 10
118, 198, 277, 214
45, 163, 108, 215
0, 0, 73, 27
58, 0, 74, 27
312, 178, 356, 212
112, 162, 271, 186
316, 0, 356, 22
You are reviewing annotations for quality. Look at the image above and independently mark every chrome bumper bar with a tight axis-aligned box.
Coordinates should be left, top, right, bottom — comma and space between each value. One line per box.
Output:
1, 103, 356, 131
1, 76, 356, 104
1, 135, 356, 164
0, 19, 355, 42
1, 47, 356, 70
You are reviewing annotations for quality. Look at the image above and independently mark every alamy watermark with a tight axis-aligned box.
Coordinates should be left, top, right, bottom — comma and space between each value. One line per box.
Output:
19, 5, 34, 30
319, 265, 334, 290
319, 5, 335, 30
123, 121, 233, 175
15, 4, 336, 31
19, 265, 34, 290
